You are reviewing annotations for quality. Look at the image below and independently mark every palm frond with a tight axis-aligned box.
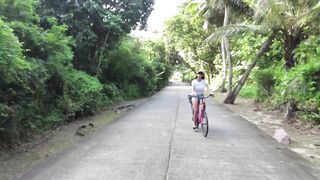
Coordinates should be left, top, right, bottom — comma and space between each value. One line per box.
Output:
202, 0, 224, 26
254, 0, 272, 21
204, 24, 266, 43
254, 0, 294, 33
207, 0, 253, 17
186, 1, 200, 13
207, 0, 225, 11
296, 1, 320, 28
198, 3, 209, 16
254, 0, 289, 21
282, 76, 307, 98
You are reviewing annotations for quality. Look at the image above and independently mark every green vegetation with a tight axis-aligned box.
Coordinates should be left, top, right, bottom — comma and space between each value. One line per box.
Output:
0, 0, 174, 145
1, 0, 320, 145
164, 0, 320, 124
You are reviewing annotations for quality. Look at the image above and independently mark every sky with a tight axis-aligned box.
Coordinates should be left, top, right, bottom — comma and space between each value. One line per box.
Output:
131, 0, 185, 39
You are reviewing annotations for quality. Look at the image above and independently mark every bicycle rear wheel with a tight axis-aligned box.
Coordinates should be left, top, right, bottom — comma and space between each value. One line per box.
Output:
201, 112, 209, 137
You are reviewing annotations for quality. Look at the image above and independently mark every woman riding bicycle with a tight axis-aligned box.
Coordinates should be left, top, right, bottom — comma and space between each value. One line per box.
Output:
191, 71, 213, 129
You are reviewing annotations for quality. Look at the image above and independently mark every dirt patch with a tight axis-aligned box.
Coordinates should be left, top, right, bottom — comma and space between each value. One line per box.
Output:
213, 92, 320, 169
0, 98, 148, 180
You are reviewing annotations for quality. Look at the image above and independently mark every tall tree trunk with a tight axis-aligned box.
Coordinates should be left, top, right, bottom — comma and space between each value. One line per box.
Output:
284, 100, 296, 123
96, 31, 110, 77
224, 37, 233, 93
209, 62, 215, 85
283, 30, 302, 121
222, 5, 233, 100
223, 32, 276, 104
181, 58, 197, 73
220, 38, 227, 92
284, 30, 302, 69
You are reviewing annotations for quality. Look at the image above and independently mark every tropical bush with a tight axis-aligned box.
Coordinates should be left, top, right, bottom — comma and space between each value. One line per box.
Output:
0, 0, 175, 146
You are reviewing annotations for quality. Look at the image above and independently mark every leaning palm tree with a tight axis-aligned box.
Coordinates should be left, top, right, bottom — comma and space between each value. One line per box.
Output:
205, 0, 320, 117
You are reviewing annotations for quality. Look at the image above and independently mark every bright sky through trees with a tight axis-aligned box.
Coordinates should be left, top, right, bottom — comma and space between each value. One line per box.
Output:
131, 0, 185, 39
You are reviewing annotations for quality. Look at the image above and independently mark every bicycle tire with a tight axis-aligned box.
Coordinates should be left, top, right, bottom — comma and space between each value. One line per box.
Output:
201, 112, 209, 137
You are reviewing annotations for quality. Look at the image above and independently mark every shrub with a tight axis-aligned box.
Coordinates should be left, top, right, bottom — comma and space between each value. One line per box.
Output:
269, 36, 320, 123
101, 37, 172, 99
239, 84, 256, 99
102, 83, 122, 104
57, 67, 104, 118
0, 19, 49, 143
253, 69, 276, 102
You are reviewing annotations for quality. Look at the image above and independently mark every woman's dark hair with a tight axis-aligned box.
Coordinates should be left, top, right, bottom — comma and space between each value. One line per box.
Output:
195, 71, 205, 79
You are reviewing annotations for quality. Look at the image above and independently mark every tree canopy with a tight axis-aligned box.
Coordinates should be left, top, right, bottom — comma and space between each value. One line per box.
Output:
0, 0, 175, 146
164, 0, 320, 123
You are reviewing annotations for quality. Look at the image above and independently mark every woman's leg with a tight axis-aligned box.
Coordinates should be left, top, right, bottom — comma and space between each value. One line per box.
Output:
192, 99, 199, 126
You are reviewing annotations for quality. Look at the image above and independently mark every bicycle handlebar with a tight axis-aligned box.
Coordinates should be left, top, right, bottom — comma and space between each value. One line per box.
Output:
188, 94, 214, 99
187, 94, 213, 104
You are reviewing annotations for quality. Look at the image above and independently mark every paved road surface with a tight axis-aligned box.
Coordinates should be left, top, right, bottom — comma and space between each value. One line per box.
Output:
19, 81, 320, 180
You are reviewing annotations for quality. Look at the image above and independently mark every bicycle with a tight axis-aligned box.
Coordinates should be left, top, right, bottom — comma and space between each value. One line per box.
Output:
187, 94, 213, 137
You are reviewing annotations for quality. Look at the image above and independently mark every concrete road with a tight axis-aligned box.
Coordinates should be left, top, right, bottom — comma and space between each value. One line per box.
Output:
19, 81, 320, 180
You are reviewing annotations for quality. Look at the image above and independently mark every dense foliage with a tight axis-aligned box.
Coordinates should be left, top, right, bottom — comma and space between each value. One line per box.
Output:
164, 2, 218, 83
258, 36, 320, 122
165, 0, 320, 124
38, 0, 154, 76
0, 0, 174, 145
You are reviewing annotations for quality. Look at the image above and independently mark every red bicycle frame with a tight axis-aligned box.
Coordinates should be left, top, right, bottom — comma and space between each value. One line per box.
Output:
197, 99, 206, 124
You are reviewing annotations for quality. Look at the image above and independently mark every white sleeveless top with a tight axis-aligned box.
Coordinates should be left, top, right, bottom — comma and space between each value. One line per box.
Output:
191, 79, 208, 95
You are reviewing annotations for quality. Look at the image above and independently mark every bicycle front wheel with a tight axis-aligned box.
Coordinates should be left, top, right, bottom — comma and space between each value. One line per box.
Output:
201, 112, 209, 137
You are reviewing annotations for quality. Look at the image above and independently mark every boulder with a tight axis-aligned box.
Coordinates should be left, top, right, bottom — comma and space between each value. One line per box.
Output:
273, 128, 290, 145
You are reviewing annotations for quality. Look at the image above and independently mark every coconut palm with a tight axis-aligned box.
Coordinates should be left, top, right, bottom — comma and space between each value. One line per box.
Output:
202, 0, 253, 93
254, 0, 320, 68
206, 0, 320, 105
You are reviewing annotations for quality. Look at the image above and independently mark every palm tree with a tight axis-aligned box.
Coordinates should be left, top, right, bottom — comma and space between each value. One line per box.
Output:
206, 0, 320, 107
254, 0, 320, 68
202, 0, 253, 94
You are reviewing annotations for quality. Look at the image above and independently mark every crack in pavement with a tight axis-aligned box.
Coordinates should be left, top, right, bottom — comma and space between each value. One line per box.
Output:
165, 95, 180, 180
